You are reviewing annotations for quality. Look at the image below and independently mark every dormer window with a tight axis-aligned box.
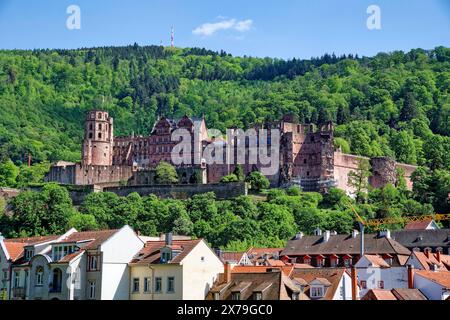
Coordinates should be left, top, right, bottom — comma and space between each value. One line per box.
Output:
52, 245, 75, 261
310, 286, 324, 298
254, 292, 263, 300
24, 249, 34, 261
161, 250, 172, 263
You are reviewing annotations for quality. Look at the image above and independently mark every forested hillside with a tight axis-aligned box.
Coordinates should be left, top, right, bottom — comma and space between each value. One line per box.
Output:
0, 44, 448, 165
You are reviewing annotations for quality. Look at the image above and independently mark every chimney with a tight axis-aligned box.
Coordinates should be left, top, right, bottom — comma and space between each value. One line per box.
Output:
436, 250, 441, 263
352, 229, 359, 238
215, 248, 223, 259
165, 232, 173, 246
224, 262, 232, 283
407, 265, 414, 289
379, 229, 391, 239
351, 267, 358, 300
323, 230, 331, 242
295, 232, 304, 240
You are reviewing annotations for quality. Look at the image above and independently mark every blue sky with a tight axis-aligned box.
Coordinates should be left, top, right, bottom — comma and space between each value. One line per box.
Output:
0, 0, 448, 59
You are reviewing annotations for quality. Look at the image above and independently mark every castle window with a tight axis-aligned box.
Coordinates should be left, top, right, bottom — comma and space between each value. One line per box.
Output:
98, 133, 102, 139
307, 172, 310, 176
98, 124, 102, 130
304, 159, 307, 164
98, 113, 102, 119
311, 136, 315, 142
89, 133, 93, 139
89, 124, 93, 130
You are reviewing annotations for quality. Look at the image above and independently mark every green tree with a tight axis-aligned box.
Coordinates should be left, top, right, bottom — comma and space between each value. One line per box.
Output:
0, 160, 19, 187
246, 171, 270, 191
348, 159, 372, 203
155, 161, 178, 184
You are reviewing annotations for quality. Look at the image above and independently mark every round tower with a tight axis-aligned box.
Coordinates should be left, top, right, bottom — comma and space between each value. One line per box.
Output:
82, 110, 114, 166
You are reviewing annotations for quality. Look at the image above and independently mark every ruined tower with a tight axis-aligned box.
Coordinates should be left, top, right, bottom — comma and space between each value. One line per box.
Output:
82, 110, 114, 166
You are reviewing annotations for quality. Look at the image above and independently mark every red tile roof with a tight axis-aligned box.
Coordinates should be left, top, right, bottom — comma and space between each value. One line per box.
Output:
289, 268, 347, 300
415, 270, 450, 288
220, 252, 246, 264
405, 220, 433, 230
57, 229, 119, 250
131, 239, 202, 264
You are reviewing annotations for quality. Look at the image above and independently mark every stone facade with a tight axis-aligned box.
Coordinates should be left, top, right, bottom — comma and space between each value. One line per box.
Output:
46, 110, 417, 194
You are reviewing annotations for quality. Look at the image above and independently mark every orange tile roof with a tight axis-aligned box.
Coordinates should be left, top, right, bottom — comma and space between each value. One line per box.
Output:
411, 252, 450, 271
415, 270, 450, 288
232, 265, 294, 277
366, 289, 398, 300
364, 255, 390, 268
3, 242, 26, 262
131, 239, 202, 264
3, 235, 60, 262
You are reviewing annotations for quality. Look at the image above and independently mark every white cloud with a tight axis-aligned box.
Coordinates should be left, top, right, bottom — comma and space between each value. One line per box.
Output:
193, 18, 253, 37
234, 19, 253, 32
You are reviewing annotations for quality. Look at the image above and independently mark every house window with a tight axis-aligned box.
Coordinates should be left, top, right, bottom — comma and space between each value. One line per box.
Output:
88, 281, 96, 300
201, 256, 205, 262
87, 255, 99, 271
310, 286, 324, 298
13, 271, 20, 288
254, 292, 263, 300
167, 277, 175, 293
25, 249, 33, 260
378, 281, 384, 289
155, 277, 162, 293
232, 292, 241, 300
35, 267, 43, 286
2, 271, 8, 281
132, 278, 140, 293
360, 281, 367, 289
144, 278, 151, 293
344, 258, 352, 267
51, 269, 62, 293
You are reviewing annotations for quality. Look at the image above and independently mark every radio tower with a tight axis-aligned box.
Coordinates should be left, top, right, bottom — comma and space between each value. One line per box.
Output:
171, 26, 174, 48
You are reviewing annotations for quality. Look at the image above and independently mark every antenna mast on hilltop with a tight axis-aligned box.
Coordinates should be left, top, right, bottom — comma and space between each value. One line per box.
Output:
171, 26, 174, 48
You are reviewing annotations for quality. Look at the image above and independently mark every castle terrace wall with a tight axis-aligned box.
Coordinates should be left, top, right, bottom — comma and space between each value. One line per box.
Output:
103, 182, 247, 200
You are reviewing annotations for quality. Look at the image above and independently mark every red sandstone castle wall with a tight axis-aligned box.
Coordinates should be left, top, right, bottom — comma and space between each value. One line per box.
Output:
73, 164, 134, 185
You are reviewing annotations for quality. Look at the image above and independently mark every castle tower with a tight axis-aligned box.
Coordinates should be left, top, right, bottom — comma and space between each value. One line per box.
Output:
82, 110, 114, 166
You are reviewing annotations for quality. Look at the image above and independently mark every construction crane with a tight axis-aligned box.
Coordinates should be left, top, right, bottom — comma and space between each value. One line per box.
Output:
362, 213, 450, 230
345, 199, 450, 230
344, 200, 450, 257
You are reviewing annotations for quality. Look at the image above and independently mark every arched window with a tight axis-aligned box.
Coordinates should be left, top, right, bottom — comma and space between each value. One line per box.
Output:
51, 269, 62, 293
35, 267, 44, 286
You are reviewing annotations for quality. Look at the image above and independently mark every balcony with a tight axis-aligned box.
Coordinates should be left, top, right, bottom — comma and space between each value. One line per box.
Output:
12, 287, 26, 299
49, 285, 62, 293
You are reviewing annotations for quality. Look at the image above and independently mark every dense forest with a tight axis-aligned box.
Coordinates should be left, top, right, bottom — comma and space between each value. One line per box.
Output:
0, 45, 449, 245
0, 45, 448, 168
